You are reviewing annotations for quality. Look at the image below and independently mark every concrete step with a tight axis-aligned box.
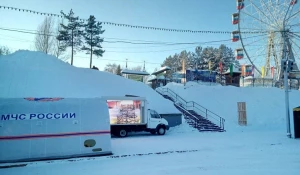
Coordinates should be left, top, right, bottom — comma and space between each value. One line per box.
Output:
199, 126, 221, 130
188, 122, 219, 128
197, 124, 219, 127
198, 129, 225, 132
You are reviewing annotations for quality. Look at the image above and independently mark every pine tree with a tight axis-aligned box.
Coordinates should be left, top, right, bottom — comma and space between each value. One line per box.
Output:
0, 46, 10, 56
161, 55, 176, 78
192, 46, 204, 70
116, 65, 122, 76
82, 15, 105, 68
218, 45, 239, 73
201, 47, 218, 70
57, 9, 84, 65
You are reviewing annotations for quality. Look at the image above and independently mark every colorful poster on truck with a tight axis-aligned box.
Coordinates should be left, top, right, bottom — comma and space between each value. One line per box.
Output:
107, 100, 142, 124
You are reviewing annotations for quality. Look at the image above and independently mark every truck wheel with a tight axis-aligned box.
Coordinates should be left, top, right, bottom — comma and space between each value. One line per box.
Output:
157, 126, 166, 135
150, 130, 156, 135
119, 129, 128, 138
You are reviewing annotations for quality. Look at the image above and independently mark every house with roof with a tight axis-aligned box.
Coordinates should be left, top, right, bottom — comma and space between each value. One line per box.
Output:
147, 66, 171, 89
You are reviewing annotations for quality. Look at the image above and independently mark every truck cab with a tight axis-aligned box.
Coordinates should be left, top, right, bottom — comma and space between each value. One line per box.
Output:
148, 109, 169, 135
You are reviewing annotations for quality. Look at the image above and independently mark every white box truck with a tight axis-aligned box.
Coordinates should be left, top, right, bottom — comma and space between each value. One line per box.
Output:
0, 97, 112, 163
103, 96, 169, 137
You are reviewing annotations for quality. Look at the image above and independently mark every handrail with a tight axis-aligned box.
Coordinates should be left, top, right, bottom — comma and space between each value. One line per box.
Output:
192, 102, 222, 121
175, 103, 200, 123
156, 87, 225, 130
162, 88, 188, 104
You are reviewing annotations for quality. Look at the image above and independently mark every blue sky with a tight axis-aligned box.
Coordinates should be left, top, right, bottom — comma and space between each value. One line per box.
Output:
0, 0, 239, 72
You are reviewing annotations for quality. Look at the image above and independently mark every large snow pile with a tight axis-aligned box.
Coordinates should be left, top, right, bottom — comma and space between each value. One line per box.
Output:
0, 50, 178, 114
160, 82, 300, 132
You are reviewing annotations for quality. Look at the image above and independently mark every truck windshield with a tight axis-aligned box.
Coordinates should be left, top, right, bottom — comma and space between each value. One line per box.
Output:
150, 110, 161, 119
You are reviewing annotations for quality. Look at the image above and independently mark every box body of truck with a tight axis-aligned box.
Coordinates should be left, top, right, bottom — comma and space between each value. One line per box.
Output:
0, 98, 112, 163
103, 96, 169, 137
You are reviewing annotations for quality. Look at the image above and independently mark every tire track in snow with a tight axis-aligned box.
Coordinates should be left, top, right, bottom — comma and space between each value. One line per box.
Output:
0, 149, 202, 169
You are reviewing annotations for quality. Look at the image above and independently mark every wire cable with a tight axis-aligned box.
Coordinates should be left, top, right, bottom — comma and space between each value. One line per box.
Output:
0, 5, 272, 34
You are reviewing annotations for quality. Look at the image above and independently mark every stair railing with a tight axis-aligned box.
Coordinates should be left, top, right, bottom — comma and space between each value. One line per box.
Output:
156, 87, 225, 130
174, 103, 201, 128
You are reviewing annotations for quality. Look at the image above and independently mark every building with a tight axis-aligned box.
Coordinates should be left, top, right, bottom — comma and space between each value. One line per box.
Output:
222, 65, 241, 87
121, 69, 150, 83
147, 66, 171, 89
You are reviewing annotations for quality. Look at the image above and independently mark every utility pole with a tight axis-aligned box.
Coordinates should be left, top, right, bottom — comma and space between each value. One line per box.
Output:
283, 59, 291, 138
183, 58, 186, 86
281, 30, 292, 138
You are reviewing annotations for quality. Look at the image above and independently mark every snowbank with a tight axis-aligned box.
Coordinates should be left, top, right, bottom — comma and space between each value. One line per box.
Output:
162, 82, 300, 132
0, 50, 178, 114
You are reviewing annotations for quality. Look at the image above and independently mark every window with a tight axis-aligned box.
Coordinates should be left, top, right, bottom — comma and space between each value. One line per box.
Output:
150, 110, 161, 119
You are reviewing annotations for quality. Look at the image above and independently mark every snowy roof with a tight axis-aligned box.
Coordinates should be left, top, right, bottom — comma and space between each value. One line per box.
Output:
147, 77, 157, 82
121, 69, 150, 76
152, 66, 171, 75
147, 75, 170, 82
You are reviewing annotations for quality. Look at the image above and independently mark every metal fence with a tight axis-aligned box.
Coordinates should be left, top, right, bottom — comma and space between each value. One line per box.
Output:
240, 77, 300, 90
166, 75, 300, 90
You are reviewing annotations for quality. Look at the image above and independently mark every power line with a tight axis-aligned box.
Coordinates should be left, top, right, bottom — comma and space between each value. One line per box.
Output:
0, 5, 272, 34
0, 35, 230, 48
0, 26, 201, 44
0, 27, 268, 46
0, 27, 232, 45
0, 26, 196, 45
75, 56, 161, 65
105, 46, 197, 53
0, 27, 270, 54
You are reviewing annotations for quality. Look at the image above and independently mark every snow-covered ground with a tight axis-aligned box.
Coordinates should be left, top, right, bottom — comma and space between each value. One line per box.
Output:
1, 52, 300, 174
1, 124, 300, 174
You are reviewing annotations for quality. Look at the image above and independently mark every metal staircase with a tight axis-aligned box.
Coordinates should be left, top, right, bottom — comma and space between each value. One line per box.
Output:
157, 88, 225, 132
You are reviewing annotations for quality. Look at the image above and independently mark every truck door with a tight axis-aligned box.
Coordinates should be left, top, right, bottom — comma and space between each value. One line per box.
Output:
147, 109, 162, 129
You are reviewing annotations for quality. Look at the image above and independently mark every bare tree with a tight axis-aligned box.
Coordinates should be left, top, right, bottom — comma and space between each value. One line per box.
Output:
131, 66, 143, 71
104, 63, 118, 74
35, 17, 54, 54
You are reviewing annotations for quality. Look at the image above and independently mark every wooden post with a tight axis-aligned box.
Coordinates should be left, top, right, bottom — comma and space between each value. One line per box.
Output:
238, 102, 247, 126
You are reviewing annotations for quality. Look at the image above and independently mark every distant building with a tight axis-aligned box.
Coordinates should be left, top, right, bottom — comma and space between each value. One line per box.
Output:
171, 72, 185, 83
147, 66, 171, 89
222, 65, 241, 87
121, 69, 150, 83
185, 69, 217, 83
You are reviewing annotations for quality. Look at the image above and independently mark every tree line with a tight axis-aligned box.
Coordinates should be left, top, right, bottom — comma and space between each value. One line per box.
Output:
101, 44, 239, 80
161, 44, 240, 78
34, 9, 105, 68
